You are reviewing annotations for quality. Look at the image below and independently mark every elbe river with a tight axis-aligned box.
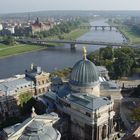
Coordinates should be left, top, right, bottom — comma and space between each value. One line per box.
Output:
0, 19, 126, 79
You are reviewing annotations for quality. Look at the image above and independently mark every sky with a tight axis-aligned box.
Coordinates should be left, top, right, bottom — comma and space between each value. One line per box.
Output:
0, 0, 140, 14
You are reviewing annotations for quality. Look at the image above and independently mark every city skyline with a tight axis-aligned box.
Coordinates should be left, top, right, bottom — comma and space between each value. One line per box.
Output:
0, 0, 140, 14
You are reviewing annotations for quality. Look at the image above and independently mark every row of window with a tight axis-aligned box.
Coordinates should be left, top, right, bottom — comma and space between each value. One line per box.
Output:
15, 84, 32, 92
38, 79, 49, 85
38, 88, 49, 93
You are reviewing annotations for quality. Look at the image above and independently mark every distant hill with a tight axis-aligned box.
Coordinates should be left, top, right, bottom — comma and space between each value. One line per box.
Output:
1, 10, 140, 18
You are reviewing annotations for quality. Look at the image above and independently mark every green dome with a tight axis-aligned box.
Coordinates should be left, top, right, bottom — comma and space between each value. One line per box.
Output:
70, 59, 99, 87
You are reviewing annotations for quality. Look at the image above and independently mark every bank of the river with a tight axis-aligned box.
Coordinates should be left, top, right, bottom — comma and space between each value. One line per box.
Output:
0, 44, 46, 59
47, 28, 90, 40
108, 21, 140, 45
0, 19, 126, 79
45, 27, 90, 46
0, 23, 90, 58
0, 43, 8, 49
119, 27, 140, 44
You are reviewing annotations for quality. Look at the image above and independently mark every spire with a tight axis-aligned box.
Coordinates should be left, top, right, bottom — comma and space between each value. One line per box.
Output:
83, 46, 87, 60
36, 17, 39, 24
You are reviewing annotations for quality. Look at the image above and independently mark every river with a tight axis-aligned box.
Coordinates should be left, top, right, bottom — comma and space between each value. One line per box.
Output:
0, 19, 126, 79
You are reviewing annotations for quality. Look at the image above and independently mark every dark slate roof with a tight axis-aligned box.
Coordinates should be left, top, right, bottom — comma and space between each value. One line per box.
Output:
66, 93, 112, 111
57, 84, 71, 98
57, 85, 112, 111
100, 81, 120, 90
0, 78, 33, 95
18, 120, 59, 140
69, 59, 99, 87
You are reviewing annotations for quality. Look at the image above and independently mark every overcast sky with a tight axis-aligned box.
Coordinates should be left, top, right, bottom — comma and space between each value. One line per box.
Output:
0, 0, 140, 13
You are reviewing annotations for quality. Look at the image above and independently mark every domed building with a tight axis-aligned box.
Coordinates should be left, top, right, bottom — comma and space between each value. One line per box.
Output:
0, 108, 61, 140
69, 55, 100, 96
55, 48, 118, 140
18, 120, 59, 140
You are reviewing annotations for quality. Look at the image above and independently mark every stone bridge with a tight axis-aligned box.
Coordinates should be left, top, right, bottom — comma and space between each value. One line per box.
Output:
80, 25, 121, 31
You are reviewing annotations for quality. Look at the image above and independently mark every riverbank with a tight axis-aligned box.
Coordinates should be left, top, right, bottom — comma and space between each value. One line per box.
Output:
3, 24, 89, 56
119, 27, 140, 44
0, 25, 90, 58
45, 27, 90, 46
108, 21, 140, 45
0, 44, 46, 59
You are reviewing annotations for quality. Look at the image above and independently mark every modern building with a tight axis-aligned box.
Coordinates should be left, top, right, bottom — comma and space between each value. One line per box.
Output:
0, 108, 61, 140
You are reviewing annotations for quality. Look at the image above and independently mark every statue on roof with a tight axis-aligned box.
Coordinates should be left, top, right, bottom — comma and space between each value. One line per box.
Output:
31, 107, 37, 118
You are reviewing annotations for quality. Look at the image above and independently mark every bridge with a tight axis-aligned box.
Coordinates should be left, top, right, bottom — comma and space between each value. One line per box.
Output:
18, 38, 128, 49
80, 25, 121, 31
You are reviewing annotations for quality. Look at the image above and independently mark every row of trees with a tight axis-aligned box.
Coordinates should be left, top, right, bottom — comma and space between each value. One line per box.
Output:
1, 35, 16, 45
87, 46, 140, 79
131, 24, 140, 36
35, 20, 81, 39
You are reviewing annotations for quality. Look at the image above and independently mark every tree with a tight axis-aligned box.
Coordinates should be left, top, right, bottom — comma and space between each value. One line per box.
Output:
114, 52, 134, 77
19, 92, 35, 115
99, 46, 113, 60
3, 36, 16, 45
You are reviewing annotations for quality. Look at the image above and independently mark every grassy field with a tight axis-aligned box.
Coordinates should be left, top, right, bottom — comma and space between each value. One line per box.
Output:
120, 27, 140, 44
44, 27, 90, 46
0, 44, 46, 58
46, 27, 90, 40
108, 21, 140, 44
0, 43, 8, 49
0, 23, 90, 58
63, 28, 89, 40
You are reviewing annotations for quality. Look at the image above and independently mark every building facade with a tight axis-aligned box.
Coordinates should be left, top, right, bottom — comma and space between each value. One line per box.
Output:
30, 17, 53, 34
25, 64, 51, 95
55, 49, 118, 140
0, 65, 51, 122
40, 48, 119, 140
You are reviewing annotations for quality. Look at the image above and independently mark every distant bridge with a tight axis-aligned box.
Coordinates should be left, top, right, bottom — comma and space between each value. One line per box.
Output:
80, 25, 121, 31
19, 38, 128, 49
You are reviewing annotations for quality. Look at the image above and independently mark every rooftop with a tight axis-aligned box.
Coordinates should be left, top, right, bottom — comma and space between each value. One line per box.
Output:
2, 113, 61, 140
96, 66, 108, 73
100, 81, 120, 91
67, 93, 112, 111
57, 85, 112, 111
25, 64, 49, 78
0, 78, 32, 95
